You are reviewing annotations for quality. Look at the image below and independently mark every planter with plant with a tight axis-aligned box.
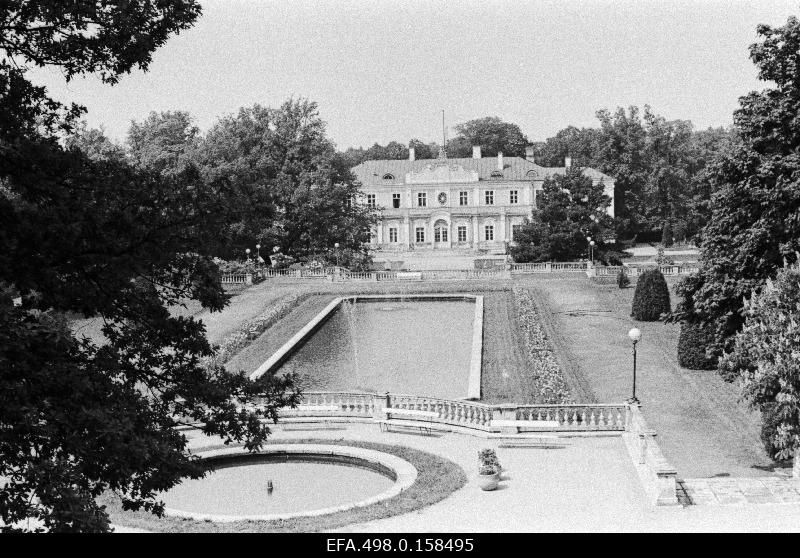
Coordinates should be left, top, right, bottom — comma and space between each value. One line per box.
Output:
478, 464, 499, 491
478, 448, 502, 473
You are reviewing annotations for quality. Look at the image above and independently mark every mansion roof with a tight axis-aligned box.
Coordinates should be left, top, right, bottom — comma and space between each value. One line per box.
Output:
352, 156, 614, 186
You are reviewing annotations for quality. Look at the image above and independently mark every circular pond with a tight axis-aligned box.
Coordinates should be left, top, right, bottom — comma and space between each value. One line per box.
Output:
161, 444, 417, 522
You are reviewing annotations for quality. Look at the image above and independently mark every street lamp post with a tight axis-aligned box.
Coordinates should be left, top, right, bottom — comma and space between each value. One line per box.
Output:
586, 236, 592, 263
245, 248, 251, 262
256, 243, 261, 263
590, 240, 595, 264
334, 242, 340, 268
628, 328, 642, 404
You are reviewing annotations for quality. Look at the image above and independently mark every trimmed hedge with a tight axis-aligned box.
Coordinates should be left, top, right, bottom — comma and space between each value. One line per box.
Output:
677, 322, 716, 370
631, 268, 670, 321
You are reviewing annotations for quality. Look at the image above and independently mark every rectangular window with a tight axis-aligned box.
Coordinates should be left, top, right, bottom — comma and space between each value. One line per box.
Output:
485, 225, 494, 241
512, 224, 522, 240
389, 228, 398, 243
367, 194, 376, 208
415, 227, 425, 243
485, 190, 494, 205
457, 225, 467, 242
459, 191, 468, 206
392, 193, 401, 208
510, 190, 518, 204
417, 192, 427, 207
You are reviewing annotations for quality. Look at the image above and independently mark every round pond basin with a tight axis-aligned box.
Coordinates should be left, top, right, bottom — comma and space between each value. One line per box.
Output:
161, 445, 417, 522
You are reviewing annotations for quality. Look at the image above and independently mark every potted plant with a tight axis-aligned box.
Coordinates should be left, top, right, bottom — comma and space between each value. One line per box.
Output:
478, 449, 502, 474
478, 464, 499, 491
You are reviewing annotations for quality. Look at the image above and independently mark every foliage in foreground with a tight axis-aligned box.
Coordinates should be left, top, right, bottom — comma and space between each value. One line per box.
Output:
673, 15, 800, 363
0, 0, 300, 532
720, 262, 800, 462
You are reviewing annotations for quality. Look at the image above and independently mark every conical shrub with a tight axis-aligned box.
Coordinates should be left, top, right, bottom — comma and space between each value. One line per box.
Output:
677, 321, 716, 370
631, 268, 670, 321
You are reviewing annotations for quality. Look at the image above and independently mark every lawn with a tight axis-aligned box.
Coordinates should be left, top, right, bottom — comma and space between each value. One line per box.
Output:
520, 274, 778, 478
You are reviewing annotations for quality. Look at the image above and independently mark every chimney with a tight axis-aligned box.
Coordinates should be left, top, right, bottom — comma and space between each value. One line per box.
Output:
472, 145, 481, 159
497, 151, 504, 170
564, 156, 572, 169
409, 147, 415, 161
525, 146, 535, 162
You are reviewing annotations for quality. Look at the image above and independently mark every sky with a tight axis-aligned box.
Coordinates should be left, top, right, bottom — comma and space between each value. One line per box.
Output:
26, 0, 800, 150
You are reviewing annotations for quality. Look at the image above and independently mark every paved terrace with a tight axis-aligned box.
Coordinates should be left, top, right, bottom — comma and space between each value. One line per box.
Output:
177, 424, 800, 532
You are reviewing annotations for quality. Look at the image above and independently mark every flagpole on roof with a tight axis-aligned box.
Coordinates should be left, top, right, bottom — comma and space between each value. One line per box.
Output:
442, 109, 446, 158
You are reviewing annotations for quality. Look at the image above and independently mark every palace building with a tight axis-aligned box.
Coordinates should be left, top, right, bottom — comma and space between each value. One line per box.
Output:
352, 146, 615, 253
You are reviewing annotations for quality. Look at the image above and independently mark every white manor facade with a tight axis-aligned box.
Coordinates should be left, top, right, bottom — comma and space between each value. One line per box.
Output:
352, 146, 615, 253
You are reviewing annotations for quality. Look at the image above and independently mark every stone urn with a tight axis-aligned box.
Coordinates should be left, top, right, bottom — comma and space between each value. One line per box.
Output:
478, 467, 499, 491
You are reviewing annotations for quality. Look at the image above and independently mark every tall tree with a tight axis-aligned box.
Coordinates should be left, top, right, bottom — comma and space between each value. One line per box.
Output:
0, 1, 298, 532
127, 110, 200, 174
510, 167, 614, 262
200, 98, 375, 261
594, 106, 649, 238
641, 109, 695, 244
673, 15, 800, 370
533, 126, 601, 168
448, 116, 529, 157
64, 123, 127, 163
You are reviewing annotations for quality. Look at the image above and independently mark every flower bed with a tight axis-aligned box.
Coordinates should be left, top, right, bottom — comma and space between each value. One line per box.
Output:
204, 291, 310, 368
512, 286, 572, 404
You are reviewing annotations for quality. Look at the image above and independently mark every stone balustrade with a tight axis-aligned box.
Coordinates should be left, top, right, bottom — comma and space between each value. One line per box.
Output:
221, 273, 252, 285
386, 393, 495, 431
494, 403, 627, 431
264, 391, 633, 434
624, 404, 679, 506
593, 264, 699, 278
550, 262, 588, 272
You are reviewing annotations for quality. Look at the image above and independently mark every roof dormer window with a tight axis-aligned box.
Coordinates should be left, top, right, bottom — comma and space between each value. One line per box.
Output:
490, 170, 503, 178
382, 173, 395, 180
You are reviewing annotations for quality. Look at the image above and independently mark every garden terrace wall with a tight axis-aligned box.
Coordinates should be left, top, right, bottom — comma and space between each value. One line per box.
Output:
254, 391, 629, 435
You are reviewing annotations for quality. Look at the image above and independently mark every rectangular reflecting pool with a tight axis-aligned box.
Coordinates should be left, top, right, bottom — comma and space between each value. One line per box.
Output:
253, 295, 483, 400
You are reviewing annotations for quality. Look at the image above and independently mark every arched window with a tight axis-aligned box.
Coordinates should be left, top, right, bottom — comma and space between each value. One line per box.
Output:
382, 173, 395, 180
490, 170, 503, 178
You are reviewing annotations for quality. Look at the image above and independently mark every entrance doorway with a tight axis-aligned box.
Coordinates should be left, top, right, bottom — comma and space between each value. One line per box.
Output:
433, 219, 449, 249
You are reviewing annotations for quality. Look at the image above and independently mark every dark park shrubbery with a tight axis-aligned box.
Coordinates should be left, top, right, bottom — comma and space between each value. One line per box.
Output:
617, 269, 630, 289
631, 268, 670, 321
677, 322, 717, 370
760, 403, 792, 463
